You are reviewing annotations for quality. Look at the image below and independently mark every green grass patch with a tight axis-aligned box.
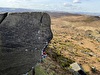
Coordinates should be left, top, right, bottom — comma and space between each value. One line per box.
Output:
35, 65, 48, 75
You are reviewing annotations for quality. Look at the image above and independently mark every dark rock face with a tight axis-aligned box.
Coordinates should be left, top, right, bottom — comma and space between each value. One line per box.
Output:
0, 12, 53, 75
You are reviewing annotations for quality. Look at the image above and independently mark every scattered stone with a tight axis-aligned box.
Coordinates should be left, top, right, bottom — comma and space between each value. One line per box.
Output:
70, 62, 86, 75
85, 30, 95, 39
91, 67, 96, 73
88, 52, 94, 57
96, 37, 100, 42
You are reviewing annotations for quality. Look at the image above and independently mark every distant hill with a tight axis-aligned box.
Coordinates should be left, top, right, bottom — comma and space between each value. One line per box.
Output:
0, 7, 34, 12
0, 7, 82, 17
74, 12, 100, 16
0, 7, 100, 16
47, 11, 82, 18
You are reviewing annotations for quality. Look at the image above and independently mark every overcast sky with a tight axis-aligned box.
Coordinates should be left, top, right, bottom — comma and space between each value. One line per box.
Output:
0, 0, 100, 13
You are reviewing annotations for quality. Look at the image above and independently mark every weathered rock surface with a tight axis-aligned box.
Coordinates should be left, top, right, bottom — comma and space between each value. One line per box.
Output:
0, 12, 53, 75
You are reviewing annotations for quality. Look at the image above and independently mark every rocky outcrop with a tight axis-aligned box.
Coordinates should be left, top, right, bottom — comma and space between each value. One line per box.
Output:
0, 12, 53, 75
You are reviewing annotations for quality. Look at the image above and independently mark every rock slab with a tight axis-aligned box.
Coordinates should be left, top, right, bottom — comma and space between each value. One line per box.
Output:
0, 12, 53, 75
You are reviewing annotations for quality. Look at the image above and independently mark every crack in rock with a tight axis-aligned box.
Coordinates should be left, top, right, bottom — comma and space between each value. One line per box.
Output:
0, 13, 8, 24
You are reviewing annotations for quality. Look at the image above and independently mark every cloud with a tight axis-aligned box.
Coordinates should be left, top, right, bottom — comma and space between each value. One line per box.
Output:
7, 0, 24, 4
63, 2, 81, 10
7, 0, 20, 2
7, 0, 15, 2
63, 3, 73, 7
73, 0, 81, 3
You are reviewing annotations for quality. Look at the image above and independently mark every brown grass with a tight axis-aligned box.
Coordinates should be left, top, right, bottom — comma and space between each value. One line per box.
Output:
46, 14, 100, 75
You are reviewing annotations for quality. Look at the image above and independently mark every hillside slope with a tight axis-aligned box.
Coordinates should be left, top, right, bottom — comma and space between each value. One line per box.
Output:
44, 13, 100, 75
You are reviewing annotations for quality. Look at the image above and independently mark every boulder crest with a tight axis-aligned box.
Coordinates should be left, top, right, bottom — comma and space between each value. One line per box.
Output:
0, 12, 53, 75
